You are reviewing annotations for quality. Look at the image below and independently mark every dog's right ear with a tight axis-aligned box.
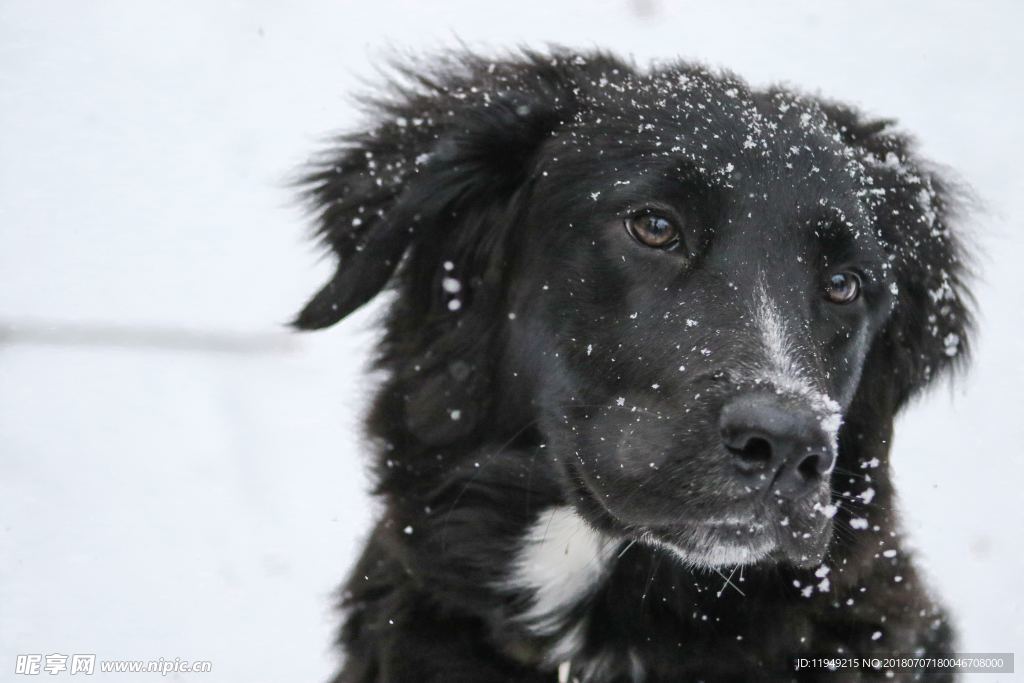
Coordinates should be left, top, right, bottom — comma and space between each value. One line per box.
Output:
292, 51, 593, 330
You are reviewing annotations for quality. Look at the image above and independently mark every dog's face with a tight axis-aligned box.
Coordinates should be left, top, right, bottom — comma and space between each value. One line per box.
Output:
506, 90, 898, 568
296, 53, 970, 573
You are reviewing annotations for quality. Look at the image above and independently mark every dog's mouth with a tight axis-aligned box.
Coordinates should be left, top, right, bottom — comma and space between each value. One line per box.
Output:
639, 520, 778, 568
566, 463, 832, 569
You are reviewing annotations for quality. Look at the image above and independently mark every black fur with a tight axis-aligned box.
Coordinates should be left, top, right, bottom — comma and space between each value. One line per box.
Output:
295, 49, 972, 682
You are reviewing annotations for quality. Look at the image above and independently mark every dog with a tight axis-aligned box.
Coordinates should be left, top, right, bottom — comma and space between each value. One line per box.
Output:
294, 49, 972, 682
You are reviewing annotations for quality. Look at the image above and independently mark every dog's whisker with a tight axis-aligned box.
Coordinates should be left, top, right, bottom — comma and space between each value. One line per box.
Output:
639, 550, 664, 609
714, 565, 746, 598
617, 538, 638, 558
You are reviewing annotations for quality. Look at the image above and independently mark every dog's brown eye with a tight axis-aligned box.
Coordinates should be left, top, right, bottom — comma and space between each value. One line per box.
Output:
625, 211, 680, 249
825, 271, 862, 304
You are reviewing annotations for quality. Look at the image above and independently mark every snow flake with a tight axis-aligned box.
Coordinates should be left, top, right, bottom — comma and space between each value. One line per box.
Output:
816, 503, 839, 519
943, 332, 960, 357
820, 413, 842, 442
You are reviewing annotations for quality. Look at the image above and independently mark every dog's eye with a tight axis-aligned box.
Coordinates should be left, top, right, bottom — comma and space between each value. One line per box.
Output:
624, 211, 680, 249
824, 271, 862, 304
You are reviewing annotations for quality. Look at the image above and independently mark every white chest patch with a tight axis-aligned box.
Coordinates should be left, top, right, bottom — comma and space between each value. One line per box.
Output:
505, 506, 616, 643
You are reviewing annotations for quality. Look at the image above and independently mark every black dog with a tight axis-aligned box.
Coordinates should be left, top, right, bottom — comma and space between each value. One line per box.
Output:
294, 50, 972, 682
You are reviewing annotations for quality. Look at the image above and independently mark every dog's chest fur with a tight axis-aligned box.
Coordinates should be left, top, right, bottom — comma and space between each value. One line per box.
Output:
504, 507, 645, 681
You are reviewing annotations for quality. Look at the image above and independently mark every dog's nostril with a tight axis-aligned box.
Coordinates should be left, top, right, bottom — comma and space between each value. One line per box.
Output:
797, 452, 824, 480
731, 435, 773, 469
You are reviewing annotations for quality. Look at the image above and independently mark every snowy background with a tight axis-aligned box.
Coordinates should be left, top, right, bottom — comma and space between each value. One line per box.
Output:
1, 1, 1022, 680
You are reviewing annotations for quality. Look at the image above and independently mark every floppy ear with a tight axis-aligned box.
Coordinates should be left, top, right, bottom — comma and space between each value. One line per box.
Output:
823, 104, 974, 408
293, 51, 583, 330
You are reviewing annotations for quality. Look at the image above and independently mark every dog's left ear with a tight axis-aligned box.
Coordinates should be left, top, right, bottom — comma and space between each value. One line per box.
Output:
294, 51, 619, 444
293, 51, 590, 330
823, 103, 974, 408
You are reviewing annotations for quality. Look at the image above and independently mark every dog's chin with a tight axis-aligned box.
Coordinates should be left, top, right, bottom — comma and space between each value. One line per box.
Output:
637, 517, 832, 570
639, 521, 778, 569
567, 465, 832, 569
566, 463, 833, 569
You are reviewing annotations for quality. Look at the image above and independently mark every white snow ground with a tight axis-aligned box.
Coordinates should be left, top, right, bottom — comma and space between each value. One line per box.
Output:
1, 1, 1022, 680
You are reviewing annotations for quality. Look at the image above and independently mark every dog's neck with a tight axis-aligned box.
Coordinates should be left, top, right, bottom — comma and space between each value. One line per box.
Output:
496, 493, 901, 680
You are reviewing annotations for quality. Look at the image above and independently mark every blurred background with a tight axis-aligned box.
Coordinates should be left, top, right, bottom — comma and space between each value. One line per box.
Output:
1, 1, 1022, 680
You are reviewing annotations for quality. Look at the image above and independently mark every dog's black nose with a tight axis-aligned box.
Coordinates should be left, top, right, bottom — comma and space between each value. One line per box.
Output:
719, 394, 836, 499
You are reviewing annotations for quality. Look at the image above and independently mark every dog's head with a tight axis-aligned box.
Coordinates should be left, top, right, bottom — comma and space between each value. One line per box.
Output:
296, 51, 971, 570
